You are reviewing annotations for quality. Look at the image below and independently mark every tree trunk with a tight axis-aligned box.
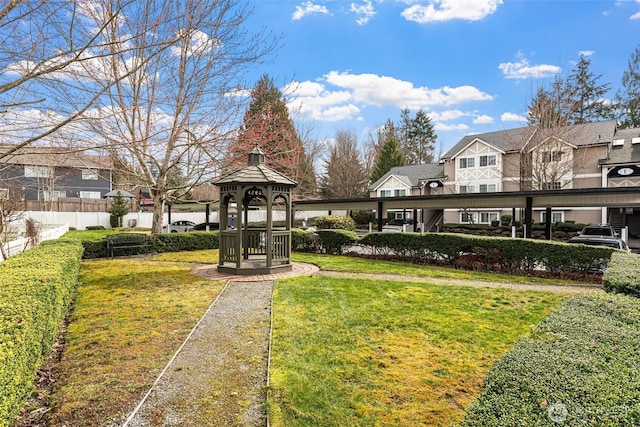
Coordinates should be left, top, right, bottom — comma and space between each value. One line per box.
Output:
151, 192, 165, 234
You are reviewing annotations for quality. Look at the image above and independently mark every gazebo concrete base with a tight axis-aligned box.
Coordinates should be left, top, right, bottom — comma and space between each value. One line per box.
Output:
217, 259, 293, 276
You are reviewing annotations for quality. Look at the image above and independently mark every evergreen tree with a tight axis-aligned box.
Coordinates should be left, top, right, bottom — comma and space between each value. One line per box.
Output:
108, 191, 130, 228
229, 74, 316, 195
370, 120, 405, 184
566, 53, 614, 124
398, 108, 437, 164
320, 129, 368, 199
616, 45, 640, 128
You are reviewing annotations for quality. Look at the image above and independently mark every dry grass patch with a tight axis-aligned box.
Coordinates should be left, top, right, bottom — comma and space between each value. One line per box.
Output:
44, 257, 225, 426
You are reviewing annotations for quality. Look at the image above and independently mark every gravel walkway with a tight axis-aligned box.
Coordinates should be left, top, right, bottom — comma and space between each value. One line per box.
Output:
122, 280, 274, 427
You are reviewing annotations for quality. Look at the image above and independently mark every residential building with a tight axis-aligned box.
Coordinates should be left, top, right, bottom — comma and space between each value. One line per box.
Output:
368, 120, 640, 236
368, 163, 445, 230
0, 145, 113, 211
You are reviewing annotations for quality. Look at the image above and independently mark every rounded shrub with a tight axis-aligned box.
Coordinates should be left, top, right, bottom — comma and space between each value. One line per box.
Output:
314, 215, 356, 231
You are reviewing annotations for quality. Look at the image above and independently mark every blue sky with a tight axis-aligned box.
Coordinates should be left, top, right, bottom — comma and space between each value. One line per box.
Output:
246, 0, 640, 155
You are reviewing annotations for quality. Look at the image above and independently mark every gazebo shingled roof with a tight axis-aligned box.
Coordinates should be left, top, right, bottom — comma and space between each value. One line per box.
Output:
213, 146, 297, 186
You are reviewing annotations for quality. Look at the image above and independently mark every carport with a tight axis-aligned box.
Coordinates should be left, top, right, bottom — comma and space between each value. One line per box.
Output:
293, 186, 640, 240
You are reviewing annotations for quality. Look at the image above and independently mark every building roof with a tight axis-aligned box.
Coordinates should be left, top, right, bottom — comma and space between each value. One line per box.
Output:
0, 144, 113, 170
599, 126, 640, 166
369, 163, 445, 191
441, 120, 617, 160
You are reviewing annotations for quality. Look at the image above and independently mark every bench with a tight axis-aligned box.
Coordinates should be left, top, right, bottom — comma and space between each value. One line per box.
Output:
106, 233, 152, 258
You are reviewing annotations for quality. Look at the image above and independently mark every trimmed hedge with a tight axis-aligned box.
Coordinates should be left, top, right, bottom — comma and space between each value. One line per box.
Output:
0, 239, 83, 426
291, 228, 319, 252
151, 231, 219, 253
316, 229, 359, 254
603, 251, 640, 297
461, 293, 640, 426
81, 231, 220, 259
358, 232, 616, 277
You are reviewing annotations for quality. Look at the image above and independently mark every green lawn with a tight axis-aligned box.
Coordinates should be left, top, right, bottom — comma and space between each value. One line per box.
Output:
268, 273, 569, 426
291, 252, 584, 285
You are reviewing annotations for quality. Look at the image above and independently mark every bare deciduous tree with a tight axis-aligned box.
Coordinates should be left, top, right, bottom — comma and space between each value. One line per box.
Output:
81, 0, 278, 233
321, 129, 368, 199
0, 0, 143, 158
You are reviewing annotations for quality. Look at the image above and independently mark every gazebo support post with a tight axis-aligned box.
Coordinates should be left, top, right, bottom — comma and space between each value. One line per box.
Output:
266, 186, 273, 268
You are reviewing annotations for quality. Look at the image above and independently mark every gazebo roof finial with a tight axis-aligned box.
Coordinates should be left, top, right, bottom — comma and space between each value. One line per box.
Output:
247, 143, 266, 166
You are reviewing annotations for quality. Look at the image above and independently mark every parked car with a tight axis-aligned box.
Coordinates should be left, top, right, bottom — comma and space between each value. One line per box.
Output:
567, 235, 630, 251
162, 220, 196, 233
382, 219, 422, 233
188, 222, 220, 232
579, 223, 618, 237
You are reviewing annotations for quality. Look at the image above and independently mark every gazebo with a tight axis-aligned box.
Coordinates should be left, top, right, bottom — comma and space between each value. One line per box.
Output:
212, 145, 297, 275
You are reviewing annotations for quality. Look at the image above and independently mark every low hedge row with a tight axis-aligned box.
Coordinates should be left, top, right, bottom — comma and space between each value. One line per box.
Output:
358, 232, 615, 276
603, 251, 640, 297
461, 292, 640, 426
81, 231, 220, 259
0, 239, 83, 426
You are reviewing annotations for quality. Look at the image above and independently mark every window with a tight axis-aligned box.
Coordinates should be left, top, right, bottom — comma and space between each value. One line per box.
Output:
380, 189, 406, 197
479, 155, 496, 167
460, 212, 475, 223
459, 185, 475, 194
40, 190, 66, 201
24, 165, 52, 178
82, 169, 99, 180
459, 157, 475, 169
541, 212, 564, 224
480, 212, 498, 224
80, 191, 101, 199
541, 181, 562, 190
542, 150, 563, 162
479, 184, 496, 193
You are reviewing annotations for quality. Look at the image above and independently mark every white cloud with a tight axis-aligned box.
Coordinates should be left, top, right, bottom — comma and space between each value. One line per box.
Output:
324, 71, 492, 108
429, 110, 466, 121
434, 122, 469, 131
501, 112, 527, 122
292, 1, 330, 20
351, 0, 377, 25
473, 114, 494, 124
282, 71, 493, 124
171, 29, 219, 57
578, 50, 595, 57
401, 0, 502, 23
499, 53, 561, 79
631, 11, 640, 20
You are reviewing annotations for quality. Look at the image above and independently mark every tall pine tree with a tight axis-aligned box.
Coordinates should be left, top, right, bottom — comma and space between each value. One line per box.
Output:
229, 74, 316, 196
370, 120, 405, 184
398, 108, 437, 164
616, 45, 640, 129
567, 53, 614, 124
